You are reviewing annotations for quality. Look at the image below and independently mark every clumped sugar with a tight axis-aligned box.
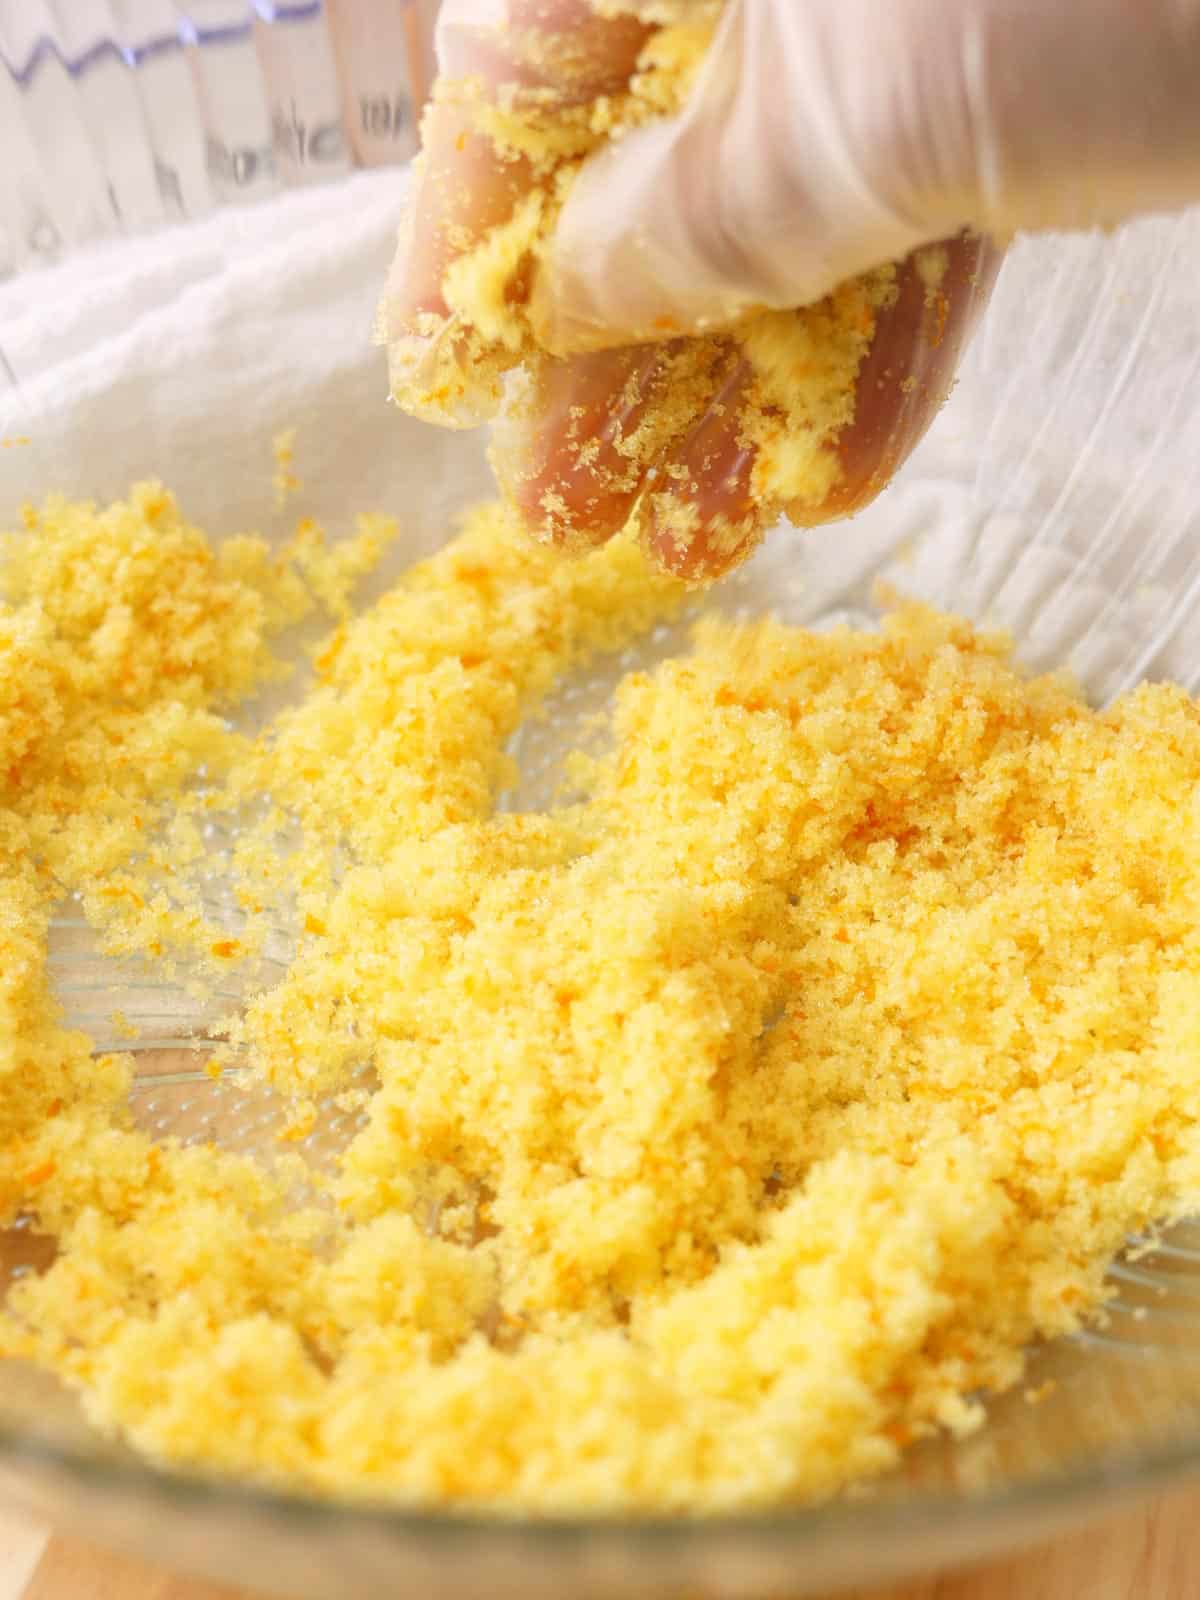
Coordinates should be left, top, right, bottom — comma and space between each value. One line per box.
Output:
5, 486, 1200, 1512
378, 2, 901, 564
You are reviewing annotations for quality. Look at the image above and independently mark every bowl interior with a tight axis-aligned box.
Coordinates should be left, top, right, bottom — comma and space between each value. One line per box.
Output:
2, 198, 1200, 1597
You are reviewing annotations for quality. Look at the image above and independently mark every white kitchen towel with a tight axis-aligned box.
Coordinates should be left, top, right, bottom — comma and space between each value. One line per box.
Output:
0, 168, 491, 549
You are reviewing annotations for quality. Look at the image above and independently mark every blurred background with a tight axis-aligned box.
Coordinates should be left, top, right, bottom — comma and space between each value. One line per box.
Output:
0, 0, 441, 281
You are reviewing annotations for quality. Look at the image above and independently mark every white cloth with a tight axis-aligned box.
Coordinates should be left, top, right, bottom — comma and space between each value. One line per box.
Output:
0, 170, 492, 549
2, 175, 1199, 709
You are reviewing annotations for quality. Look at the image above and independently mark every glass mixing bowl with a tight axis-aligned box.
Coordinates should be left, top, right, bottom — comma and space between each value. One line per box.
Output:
2, 180, 1200, 1597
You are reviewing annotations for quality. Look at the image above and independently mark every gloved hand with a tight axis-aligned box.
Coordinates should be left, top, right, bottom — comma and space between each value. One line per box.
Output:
383, 0, 1200, 580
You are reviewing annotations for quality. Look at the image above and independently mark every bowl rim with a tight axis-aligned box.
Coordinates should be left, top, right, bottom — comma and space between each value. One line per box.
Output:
3, 1385, 1200, 1557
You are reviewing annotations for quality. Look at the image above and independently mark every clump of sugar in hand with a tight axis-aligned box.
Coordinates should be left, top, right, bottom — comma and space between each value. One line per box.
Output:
375, 0, 936, 579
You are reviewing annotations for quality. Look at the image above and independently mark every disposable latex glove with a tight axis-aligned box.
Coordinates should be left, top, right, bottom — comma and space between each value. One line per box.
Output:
381, 0, 1200, 580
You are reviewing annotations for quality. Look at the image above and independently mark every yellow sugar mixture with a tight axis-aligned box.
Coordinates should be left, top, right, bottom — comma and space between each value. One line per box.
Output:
5, 483, 1200, 1513
378, 1, 913, 564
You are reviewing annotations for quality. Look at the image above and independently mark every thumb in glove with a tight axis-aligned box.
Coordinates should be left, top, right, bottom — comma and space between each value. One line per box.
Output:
539, 0, 1200, 353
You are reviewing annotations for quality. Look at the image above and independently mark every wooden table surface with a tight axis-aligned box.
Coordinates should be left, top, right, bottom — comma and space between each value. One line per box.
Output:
2, 1491, 1198, 1600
